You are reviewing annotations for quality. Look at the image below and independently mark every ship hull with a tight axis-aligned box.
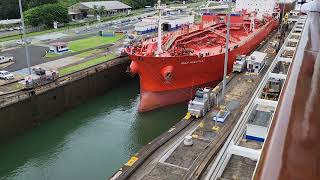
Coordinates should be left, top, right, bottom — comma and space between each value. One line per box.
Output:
129, 20, 278, 112
139, 80, 220, 112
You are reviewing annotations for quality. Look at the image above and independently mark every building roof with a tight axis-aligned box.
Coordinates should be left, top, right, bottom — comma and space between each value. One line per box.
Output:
49, 42, 67, 47
0, 19, 21, 25
247, 51, 267, 64
79, 1, 131, 10
135, 21, 157, 27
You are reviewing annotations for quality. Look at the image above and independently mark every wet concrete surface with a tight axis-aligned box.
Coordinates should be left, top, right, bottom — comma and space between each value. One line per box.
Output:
141, 163, 187, 180
165, 139, 209, 169
220, 155, 257, 180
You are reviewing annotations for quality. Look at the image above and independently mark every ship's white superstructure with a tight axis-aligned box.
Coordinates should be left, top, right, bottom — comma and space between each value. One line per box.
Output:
236, 0, 277, 19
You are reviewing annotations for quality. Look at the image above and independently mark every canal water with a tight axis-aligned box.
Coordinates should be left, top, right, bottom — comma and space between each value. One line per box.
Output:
0, 79, 186, 180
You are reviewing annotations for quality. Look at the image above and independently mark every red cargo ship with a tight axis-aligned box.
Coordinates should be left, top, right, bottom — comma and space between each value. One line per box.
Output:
127, 9, 278, 112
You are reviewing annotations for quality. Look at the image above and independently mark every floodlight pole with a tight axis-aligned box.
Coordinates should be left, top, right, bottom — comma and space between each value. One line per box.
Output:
19, 0, 32, 75
222, 0, 231, 98
156, 0, 163, 54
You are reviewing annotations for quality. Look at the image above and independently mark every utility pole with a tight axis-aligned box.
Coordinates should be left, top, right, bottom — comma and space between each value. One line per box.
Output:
18, 0, 32, 75
222, 0, 231, 98
156, 0, 163, 54
279, 0, 286, 32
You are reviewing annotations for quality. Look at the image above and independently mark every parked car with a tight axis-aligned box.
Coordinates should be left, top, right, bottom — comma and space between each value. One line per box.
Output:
16, 40, 25, 45
0, 55, 13, 64
16, 38, 31, 45
32, 67, 46, 76
7, 27, 14, 31
0, 70, 14, 80
14, 26, 22, 30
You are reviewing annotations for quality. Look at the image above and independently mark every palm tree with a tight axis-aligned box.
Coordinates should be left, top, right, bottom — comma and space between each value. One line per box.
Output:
90, 5, 99, 16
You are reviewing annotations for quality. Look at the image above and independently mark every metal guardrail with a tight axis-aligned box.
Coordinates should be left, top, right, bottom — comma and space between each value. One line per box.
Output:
203, 15, 307, 180
254, 12, 320, 180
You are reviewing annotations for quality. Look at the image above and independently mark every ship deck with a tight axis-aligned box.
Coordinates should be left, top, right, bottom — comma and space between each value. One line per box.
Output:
132, 18, 269, 58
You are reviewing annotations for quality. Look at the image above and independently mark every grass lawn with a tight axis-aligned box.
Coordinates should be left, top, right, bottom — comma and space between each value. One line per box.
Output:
59, 53, 116, 76
68, 33, 124, 52
5, 82, 25, 92
45, 52, 62, 58
45, 49, 102, 59
75, 49, 103, 58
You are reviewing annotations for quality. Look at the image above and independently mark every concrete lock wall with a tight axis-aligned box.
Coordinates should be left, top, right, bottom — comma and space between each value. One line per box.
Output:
0, 57, 132, 145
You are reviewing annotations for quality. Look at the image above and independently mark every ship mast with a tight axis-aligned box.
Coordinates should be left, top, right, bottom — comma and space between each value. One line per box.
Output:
156, 0, 164, 54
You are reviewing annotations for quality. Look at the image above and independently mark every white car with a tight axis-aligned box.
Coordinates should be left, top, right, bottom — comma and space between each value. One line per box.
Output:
14, 26, 22, 30
16, 40, 25, 45
0, 55, 13, 64
0, 70, 14, 80
16, 39, 31, 45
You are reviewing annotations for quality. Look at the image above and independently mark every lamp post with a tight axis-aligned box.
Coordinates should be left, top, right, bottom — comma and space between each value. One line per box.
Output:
156, 0, 164, 55
18, 0, 32, 75
222, 0, 231, 98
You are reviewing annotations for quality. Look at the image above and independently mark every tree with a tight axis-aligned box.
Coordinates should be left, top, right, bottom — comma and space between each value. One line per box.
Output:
98, 6, 105, 16
0, 0, 58, 20
24, 4, 70, 28
124, 0, 158, 9
26, 0, 58, 9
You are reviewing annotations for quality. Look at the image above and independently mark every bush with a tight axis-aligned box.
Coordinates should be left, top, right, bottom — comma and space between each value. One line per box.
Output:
24, 4, 70, 27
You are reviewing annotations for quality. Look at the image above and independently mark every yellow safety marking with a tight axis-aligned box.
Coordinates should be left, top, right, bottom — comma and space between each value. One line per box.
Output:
199, 122, 204, 128
192, 134, 199, 139
212, 126, 220, 131
184, 112, 191, 120
125, 156, 139, 167
212, 86, 219, 92
195, 114, 199, 119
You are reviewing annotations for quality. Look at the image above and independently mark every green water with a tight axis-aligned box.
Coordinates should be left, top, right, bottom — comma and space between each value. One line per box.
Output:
0, 80, 186, 180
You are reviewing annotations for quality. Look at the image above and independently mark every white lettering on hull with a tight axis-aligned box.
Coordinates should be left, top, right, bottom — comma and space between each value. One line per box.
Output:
181, 60, 204, 65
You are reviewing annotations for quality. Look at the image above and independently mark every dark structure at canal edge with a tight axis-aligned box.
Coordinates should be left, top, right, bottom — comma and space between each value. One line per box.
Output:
0, 57, 132, 145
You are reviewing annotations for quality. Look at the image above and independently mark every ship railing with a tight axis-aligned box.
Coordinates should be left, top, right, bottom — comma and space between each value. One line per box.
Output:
209, 29, 238, 43
164, 32, 180, 50
163, 23, 212, 51
237, 21, 270, 48
253, 12, 320, 180
203, 15, 308, 180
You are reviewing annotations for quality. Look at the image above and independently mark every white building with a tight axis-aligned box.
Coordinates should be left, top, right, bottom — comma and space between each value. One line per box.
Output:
235, 0, 277, 19
68, 1, 132, 20
134, 15, 194, 35
49, 42, 69, 54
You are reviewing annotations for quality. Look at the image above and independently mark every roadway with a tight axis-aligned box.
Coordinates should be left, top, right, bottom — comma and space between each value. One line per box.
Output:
0, 11, 151, 72
3, 45, 48, 72
0, 11, 155, 49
